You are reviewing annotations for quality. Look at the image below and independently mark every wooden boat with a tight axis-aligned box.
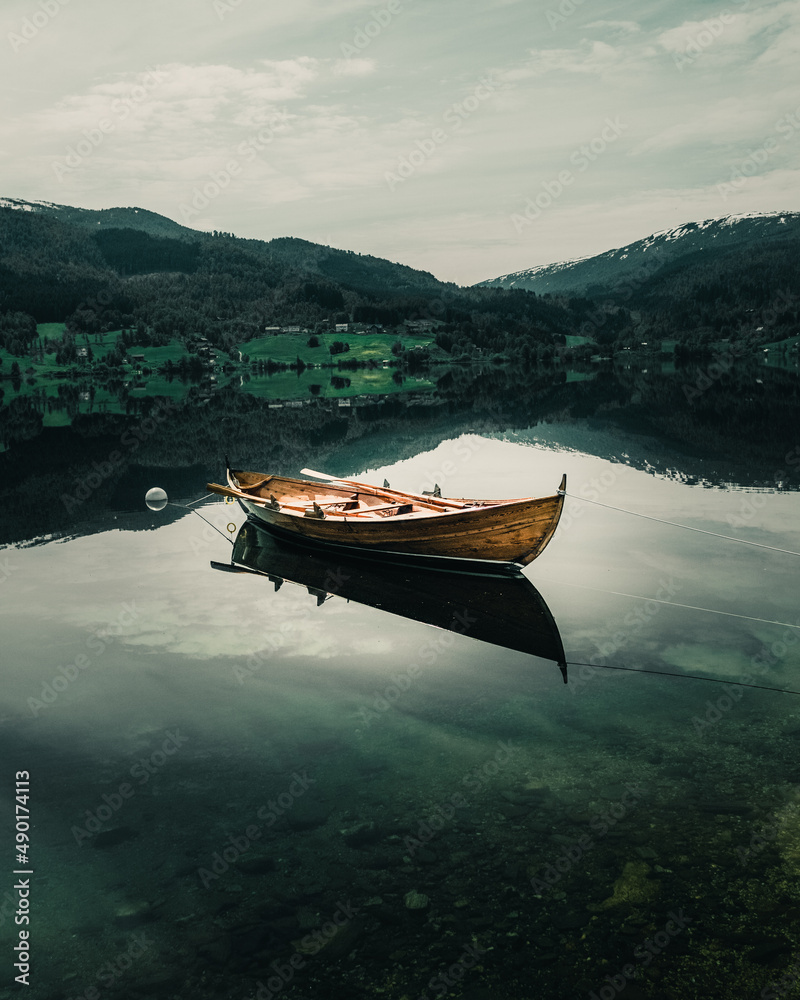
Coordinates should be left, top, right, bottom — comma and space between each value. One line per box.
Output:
207, 465, 566, 575
213, 519, 568, 676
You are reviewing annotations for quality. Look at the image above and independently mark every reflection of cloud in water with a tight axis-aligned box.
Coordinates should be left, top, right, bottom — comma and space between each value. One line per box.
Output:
117, 599, 342, 659
662, 643, 754, 677
7, 518, 364, 660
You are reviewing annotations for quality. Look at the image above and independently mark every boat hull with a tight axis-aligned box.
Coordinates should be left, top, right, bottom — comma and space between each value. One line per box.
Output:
208, 470, 566, 571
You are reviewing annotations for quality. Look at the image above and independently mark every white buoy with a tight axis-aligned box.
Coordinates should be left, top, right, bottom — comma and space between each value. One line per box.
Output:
145, 487, 168, 512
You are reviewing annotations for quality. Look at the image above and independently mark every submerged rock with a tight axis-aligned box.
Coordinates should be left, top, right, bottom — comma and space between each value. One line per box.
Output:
114, 900, 154, 928
292, 919, 364, 960
286, 799, 332, 831
238, 855, 276, 875
340, 820, 382, 847
589, 861, 659, 911
93, 826, 139, 848
404, 889, 430, 910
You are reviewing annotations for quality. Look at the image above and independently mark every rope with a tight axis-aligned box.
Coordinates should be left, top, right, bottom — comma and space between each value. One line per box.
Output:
169, 502, 234, 544
557, 581, 800, 631
565, 660, 800, 696
186, 493, 215, 507
563, 492, 800, 557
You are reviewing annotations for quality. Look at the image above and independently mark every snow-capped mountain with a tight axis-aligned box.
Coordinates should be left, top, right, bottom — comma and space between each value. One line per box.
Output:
477, 213, 800, 297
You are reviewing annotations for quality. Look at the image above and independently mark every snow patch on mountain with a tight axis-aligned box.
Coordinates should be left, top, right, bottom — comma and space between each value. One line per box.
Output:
0, 197, 63, 212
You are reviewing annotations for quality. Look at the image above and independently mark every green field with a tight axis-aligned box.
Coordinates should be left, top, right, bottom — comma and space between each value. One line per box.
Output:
760, 334, 800, 352
1, 344, 62, 378
36, 322, 68, 341
238, 368, 434, 400
128, 340, 191, 368
565, 334, 595, 347
1, 328, 441, 416
239, 332, 436, 366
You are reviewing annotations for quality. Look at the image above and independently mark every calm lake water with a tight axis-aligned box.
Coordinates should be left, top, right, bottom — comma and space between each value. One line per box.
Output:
1, 366, 800, 1000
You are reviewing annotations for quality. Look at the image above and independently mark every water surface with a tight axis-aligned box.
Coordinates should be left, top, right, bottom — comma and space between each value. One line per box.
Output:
1, 368, 799, 1000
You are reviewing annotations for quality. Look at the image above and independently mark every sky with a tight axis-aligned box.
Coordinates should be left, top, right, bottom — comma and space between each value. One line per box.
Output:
1, 0, 799, 285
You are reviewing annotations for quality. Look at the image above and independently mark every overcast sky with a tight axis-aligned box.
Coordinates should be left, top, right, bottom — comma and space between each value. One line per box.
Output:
2, 0, 799, 283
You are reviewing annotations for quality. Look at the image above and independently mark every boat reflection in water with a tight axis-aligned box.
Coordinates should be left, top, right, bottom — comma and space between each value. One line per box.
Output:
215, 519, 568, 682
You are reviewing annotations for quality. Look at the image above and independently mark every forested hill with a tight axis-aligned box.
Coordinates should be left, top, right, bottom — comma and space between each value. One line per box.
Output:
1, 199, 799, 360
0, 198, 577, 359
478, 213, 800, 348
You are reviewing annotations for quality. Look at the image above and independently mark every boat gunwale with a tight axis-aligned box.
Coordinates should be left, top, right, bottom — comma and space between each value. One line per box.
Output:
220, 471, 555, 524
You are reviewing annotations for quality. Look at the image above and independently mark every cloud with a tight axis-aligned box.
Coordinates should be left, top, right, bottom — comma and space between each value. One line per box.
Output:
27, 60, 322, 147
584, 20, 641, 37
656, 1, 800, 72
629, 95, 788, 154
522, 39, 622, 78
332, 57, 377, 77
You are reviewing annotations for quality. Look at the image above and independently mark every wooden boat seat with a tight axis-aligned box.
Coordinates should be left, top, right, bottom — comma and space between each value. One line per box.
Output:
376, 503, 414, 517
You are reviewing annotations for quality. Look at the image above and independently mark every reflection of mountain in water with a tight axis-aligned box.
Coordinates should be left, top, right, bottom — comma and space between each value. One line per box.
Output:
1, 364, 798, 544
221, 519, 567, 673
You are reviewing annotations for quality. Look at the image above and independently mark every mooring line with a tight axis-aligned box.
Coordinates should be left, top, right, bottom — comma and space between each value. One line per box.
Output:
564, 660, 800, 696
563, 491, 800, 557
554, 581, 800, 631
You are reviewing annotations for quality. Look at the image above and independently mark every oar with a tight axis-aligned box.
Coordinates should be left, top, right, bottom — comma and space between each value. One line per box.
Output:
300, 468, 475, 510
208, 481, 401, 517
